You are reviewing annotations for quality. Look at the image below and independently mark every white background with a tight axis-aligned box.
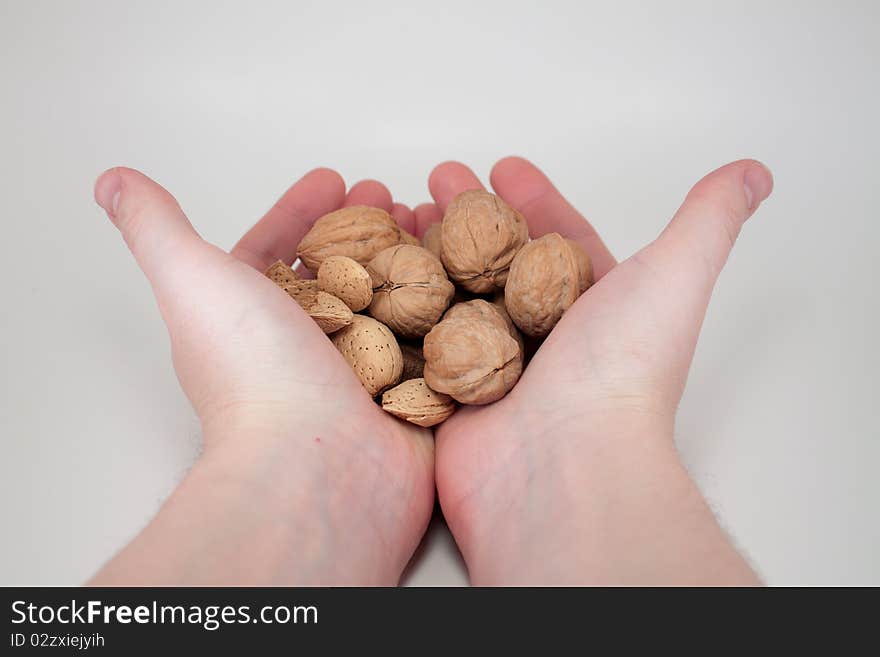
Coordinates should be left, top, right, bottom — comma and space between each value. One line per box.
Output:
1, 0, 877, 585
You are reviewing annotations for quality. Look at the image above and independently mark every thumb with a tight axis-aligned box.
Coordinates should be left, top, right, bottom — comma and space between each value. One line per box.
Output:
95, 167, 209, 297
641, 159, 773, 318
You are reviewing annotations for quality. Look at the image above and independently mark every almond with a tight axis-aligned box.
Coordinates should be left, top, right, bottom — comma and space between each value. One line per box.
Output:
309, 292, 355, 333
264, 260, 299, 286
317, 255, 373, 312
281, 281, 353, 334
331, 314, 403, 396
381, 378, 455, 427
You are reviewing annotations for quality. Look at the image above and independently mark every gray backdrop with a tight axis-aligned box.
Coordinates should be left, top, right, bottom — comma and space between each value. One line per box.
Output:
1, 0, 877, 585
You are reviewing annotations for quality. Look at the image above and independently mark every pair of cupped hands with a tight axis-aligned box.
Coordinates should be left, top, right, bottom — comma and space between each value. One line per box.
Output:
92, 156, 772, 586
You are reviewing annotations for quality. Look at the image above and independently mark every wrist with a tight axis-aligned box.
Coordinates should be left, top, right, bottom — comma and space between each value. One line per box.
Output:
439, 406, 687, 584
92, 409, 432, 586
192, 411, 433, 585
442, 411, 756, 585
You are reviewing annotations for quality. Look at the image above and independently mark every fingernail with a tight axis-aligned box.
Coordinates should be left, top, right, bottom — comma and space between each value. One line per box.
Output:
744, 161, 773, 212
95, 168, 122, 220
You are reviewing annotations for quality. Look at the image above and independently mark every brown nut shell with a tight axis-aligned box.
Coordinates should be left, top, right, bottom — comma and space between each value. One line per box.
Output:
504, 232, 581, 337
399, 228, 420, 246
309, 292, 355, 333
296, 206, 401, 272
317, 255, 373, 311
445, 299, 524, 356
331, 315, 403, 396
281, 278, 319, 303
282, 281, 353, 334
264, 260, 300, 286
423, 317, 522, 405
422, 223, 443, 260
367, 245, 455, 338
565, 238, 594, 294
381, 378, 455, 427
440, 190, 528, 293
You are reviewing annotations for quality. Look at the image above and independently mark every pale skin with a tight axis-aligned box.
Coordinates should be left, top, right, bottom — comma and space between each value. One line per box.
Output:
90, 156, 772, 586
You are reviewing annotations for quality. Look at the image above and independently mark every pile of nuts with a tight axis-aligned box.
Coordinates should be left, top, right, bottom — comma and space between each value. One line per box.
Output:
264, 190, 593, 427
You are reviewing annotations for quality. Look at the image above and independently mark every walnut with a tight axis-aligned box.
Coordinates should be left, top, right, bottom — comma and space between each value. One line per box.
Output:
443, 299, 523, 356
565, 238, 594, 294
421, 223, 443, 260
399, 228, 420, 246
504, 232, 582, 337
440, 190, 528, 293
366, 245, 455, 338
423, 315, 522, 405
296, 206, 401, 272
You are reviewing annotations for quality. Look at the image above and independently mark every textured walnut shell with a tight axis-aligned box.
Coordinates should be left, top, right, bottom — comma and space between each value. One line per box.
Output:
264, 260, 300, 286
399, 342, 426, 381
331, 315, 403, 396
381, 378, 455, 427
489, 292, 526, 356
422, 224, 443, 260
317, 256, 373, 311
445, 299, 523, 356
440, 190, 529, 293
367, 245, 455, 338
399, 228, 420, 246
423, 317, 522, 405
282, 281, 353, 334
505, 232, 581, 337
565, 238, 594, 294
296, 206, 401, 272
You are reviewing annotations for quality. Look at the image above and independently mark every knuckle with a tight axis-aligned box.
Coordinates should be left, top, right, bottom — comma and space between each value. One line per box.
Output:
116, 195, 185, 256
685, 187, 744, 250
117, 200, 151, 253
692, 177, 748, 219
715, 198, 744, 248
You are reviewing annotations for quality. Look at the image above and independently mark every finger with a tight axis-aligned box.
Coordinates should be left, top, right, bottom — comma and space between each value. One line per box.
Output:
231, 168, 346, 270
344, 179, 394, 212
413, 203, 442, 238
428, 161, 485, 212
642, 158, 773, 314
490, 156, 617, 278
391, 202, 416, 235
95, 167, 212, 295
